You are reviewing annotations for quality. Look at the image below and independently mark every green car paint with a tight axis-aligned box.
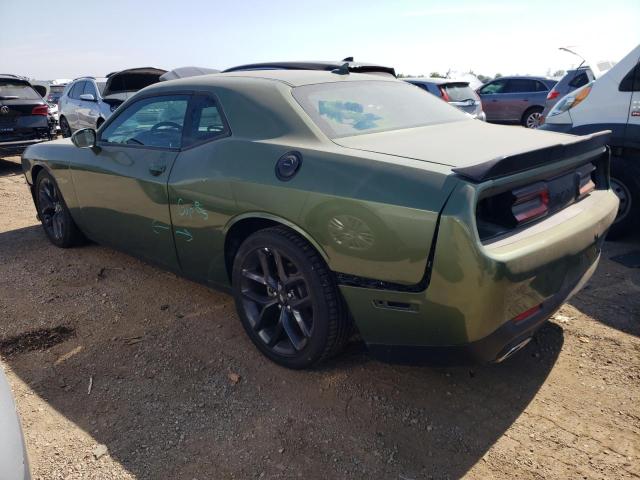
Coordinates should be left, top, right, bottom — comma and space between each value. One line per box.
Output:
22, 70, 619, 363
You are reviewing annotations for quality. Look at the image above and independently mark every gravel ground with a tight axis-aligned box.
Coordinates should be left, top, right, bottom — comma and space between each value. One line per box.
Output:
0, 156, 639, 480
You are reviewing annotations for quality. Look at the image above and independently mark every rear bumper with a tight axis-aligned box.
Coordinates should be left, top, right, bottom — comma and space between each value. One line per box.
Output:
0, 138, 48, 157
340, 188, 618, 364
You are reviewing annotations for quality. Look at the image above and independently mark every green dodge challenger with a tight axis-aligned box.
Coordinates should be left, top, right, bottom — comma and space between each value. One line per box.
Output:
21, 70, 618, 368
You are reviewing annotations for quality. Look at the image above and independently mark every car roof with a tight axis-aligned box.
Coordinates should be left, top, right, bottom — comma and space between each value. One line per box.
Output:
223, 61, 396, 77
489, 75, 554, 82
72, 77, 108, 83
404, 77, 470, 86
0, 74, 31, 84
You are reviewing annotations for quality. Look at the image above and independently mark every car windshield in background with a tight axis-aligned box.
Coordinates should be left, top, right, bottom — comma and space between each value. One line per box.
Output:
0, 81, 42, 100
292, 81, 466, 138
97, 82, 107, 95
441, 83, 476, 102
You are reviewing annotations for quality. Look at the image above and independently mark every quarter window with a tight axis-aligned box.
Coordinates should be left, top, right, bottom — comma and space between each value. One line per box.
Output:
100, 95, 189, 149
184, 95, 229, 146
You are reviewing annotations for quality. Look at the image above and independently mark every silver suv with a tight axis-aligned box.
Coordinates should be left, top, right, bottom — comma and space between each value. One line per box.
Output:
58, 68, 166, 137
58, 77, 109, 136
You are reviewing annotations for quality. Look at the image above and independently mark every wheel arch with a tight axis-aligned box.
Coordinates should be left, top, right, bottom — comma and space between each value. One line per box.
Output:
223, 213, 330, 282
521, 104, 544, 123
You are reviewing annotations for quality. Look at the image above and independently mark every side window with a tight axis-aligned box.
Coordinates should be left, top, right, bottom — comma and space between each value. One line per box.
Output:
536, 81, 551, 92
100, 95, 189, 149
82, 81, 98, 99
619, 63, 640, 92
69, 81, 85, 99
479, 80, 506, 94
504, 79, 537, 93
184, 95, 229, 147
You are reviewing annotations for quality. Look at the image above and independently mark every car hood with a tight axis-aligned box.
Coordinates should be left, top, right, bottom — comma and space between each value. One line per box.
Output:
102, 67, 167, 97
0, 367, 29, 480
333, 119, 582, 170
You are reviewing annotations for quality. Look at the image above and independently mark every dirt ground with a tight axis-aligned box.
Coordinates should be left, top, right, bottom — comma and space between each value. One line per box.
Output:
0, 156, 638, 480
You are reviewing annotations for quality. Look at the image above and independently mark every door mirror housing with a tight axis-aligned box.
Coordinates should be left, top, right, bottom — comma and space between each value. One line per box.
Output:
79, 93, 96, 102
71, 128, 97, 148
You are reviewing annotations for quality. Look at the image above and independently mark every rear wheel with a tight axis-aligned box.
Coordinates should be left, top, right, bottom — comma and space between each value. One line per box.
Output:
35, 170, 85, 248
521, 107, 544, 129
232, 226, 350, 369
59, 116, 71, 138
607, 156, 640, 239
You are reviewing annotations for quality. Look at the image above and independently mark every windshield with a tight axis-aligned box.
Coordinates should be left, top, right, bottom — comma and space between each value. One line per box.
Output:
292, 80, 466, 138
0, 81, 42, 100
97, 82, 106, 95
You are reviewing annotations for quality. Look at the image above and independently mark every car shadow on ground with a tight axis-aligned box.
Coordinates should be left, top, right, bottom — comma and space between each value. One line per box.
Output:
1, 225, 563, 479
0, 157, 23, 177
569, 233, 640, 337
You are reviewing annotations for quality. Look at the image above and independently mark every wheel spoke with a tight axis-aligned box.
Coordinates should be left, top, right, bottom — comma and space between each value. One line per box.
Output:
267, 311, 285, 347
284, 273, 305, 288
281, 308, 306, 351
257, 249, 275, 286
291, 309, 312, 338
272, 249, 288, 283
253, 299, 278, 331
290, 295, 311, 310
241, 288, 272, 306
242, 268, 267, 286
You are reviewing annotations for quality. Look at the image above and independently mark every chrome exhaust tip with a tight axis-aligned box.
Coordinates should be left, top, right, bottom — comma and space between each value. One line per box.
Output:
495, 337, 532, 363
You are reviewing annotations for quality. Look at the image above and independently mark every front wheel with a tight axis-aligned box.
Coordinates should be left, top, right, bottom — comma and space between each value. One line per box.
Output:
607, 156, 640, 240
35, 171, 85, 248
522, 107, 544, 129
232, 226, 350, 369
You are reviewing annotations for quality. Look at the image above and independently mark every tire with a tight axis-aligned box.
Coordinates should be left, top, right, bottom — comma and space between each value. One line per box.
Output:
607, 156, 640, 240
59, 116, 71, 138
35, 170, 85, 248
232, 226, 350, 369
521, 107, 544, 129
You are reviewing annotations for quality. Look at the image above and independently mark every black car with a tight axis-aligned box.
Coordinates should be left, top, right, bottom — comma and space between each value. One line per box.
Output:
0, 75, 52, 157
223, 58, 396, 77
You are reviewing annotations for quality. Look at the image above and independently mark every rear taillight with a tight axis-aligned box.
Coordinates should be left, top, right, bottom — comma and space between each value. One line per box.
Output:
512, 182, 549, 224
546, 89, 560, 100
439, 86, 450, 102
31, 105, 49, 116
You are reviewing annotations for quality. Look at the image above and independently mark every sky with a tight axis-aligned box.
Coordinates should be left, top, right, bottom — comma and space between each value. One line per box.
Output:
1, 0, 638, 80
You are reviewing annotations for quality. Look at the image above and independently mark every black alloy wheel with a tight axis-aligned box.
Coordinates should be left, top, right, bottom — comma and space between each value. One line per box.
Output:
232, 226, 350, 369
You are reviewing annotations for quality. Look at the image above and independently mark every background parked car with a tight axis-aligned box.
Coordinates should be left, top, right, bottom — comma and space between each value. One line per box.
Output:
541, 43, 640, 238
0, 366, 31, 480
59, 68, 166, 137
0, 74, 52, 157
543, 67, 595, 118
404, 77, 485, 120
477, 76, 557, 128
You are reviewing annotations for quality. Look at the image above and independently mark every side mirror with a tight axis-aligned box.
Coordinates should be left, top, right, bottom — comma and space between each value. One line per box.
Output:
79, 93, 96, 102
71, 128, 97, 149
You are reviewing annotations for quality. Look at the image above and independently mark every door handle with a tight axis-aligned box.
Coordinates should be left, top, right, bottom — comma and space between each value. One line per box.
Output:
149, 163, 166, 176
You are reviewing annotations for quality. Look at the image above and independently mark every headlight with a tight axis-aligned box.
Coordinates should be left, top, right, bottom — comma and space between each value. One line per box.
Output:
548, 81, 593, 117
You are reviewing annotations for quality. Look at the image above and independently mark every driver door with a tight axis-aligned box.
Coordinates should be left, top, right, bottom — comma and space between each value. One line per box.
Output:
71, 94, 190, 270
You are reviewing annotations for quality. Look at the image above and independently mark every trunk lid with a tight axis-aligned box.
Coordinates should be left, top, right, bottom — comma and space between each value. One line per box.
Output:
333, 120, 607, 179
102, 67, 167, 98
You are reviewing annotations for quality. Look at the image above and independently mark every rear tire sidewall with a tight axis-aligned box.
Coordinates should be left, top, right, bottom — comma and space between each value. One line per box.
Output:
607, 155, 640, 240
232, 229, 335, 369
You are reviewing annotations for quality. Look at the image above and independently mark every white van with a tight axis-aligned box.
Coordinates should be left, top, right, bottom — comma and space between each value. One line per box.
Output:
542, 44, 640, 238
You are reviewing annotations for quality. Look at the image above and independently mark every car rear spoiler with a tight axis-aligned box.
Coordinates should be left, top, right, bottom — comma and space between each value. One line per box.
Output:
452, 130, 611, 182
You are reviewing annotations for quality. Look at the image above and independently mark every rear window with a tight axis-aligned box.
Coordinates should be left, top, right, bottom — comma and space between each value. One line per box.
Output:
292, 80, 466, 138
568, 72, 589, 88
0, 81, 42, 100
441, 83, 476, 102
